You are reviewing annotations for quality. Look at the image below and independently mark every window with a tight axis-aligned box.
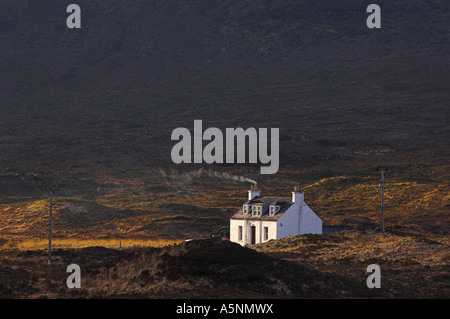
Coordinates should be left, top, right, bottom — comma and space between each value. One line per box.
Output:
264, 227, 269, 241
252, 205, 262, 217
269, 205, 280, 216
243, 204, 252, 215
238, 226, 243, 241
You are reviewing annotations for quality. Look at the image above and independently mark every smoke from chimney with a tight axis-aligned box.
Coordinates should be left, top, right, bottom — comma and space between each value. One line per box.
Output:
158, 168, 257, 185
205, 169, 257, 184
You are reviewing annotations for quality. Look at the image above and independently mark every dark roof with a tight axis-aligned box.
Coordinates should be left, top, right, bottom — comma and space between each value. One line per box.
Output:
230, 196, 293, 221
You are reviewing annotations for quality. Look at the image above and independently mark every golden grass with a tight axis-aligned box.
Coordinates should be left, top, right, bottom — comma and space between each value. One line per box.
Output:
6, 238, 182, 250
253, 231, 450, 266
0, 167, 447, 249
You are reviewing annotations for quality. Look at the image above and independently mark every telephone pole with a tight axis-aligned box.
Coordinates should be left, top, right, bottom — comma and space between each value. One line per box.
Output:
45, 185, 59, 279
376, 167, 388, 233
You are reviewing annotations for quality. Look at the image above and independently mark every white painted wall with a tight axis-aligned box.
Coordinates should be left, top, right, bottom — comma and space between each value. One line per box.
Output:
261, 221, 277, 243
276, 203, 302, 238
276, 201, 322, 238
299, 204, 322, 234
230, 219, 245, 245
230, 190, 322, 245
230, 219, 277, 246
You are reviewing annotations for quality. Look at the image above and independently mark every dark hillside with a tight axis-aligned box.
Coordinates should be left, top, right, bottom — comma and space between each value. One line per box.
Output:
0, 239, 382, 298
0, 0, 448, 171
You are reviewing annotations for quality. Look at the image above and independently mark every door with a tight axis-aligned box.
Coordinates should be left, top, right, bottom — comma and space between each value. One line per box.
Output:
250, 226, 256, 245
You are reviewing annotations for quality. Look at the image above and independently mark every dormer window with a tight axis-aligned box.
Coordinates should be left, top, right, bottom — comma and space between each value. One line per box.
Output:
252, 205, 262, 217
243, 204, 251, 215
269, 205, 280, 216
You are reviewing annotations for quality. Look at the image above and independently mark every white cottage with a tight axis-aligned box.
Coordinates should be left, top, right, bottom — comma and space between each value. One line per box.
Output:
230, 185, 322, 246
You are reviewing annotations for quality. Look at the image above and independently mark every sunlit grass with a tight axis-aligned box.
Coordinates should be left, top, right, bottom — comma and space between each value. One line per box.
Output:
10, 238, 182, 250
0, 166, 447, 249
253, 231, 450, 266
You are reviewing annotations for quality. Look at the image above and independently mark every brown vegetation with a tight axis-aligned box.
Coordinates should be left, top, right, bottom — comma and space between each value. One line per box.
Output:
0, 0, 448, 299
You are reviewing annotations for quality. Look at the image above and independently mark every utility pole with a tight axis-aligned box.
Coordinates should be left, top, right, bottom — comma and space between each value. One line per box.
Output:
376, 167, 388, 233
45, 185, 59, 279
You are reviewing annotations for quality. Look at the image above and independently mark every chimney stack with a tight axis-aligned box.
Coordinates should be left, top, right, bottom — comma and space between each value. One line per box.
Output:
292, 185, 304, 204
248, 183, 261, 200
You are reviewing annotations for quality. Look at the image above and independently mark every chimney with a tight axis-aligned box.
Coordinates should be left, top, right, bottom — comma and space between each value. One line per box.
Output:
292, 185, 304, 204
248, 183, 261, 200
